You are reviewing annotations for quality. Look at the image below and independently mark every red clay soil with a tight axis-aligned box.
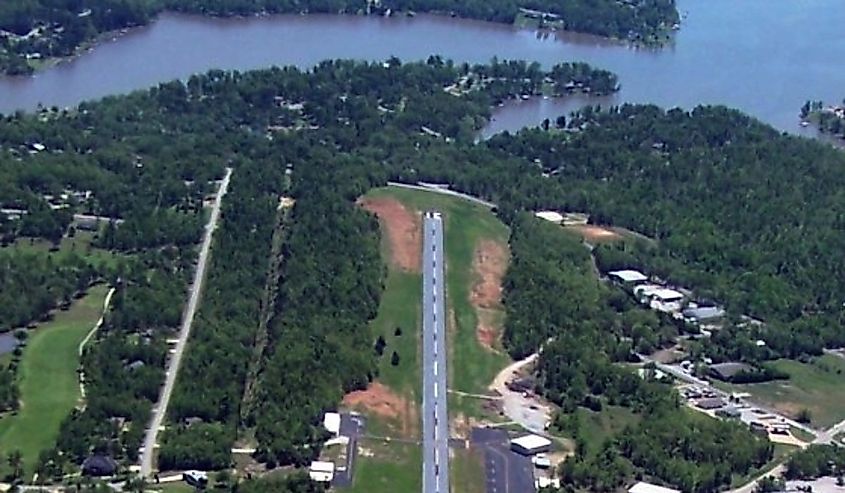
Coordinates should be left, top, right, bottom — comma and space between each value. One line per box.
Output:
342, 382, 417, 438
359, 196, 421, 273
476, 320, 499, 350
566, 224, 622, 242
342, 382, 404, 420
471, 239, 509, 350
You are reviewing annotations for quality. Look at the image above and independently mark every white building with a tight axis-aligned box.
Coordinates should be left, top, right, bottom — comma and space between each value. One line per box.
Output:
648, 288, 685, 313
309, 461, 335, 482
323, 412, 341, 436
534, 211, 564, 224
510, 434, 552, 456
608, 270, 648, 284
629, 481, 681, 493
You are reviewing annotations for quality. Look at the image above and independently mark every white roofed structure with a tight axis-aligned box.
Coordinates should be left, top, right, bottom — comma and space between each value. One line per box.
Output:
608, 270, 648, 283
650, 288, 684, 302
309, 461, 335, 482
629, 481, 681, 493
534, 211, 564, 223
510, 434, 552, 455
323, 412, 341, 435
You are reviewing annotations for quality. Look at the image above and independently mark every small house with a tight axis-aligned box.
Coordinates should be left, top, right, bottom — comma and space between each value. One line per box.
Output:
309, 461, 335, 482
708, 362, 753, 382
82, 455, 117, 477
608, 269, 648, 286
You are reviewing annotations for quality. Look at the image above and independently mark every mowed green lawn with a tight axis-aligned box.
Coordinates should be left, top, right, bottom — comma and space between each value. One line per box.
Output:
348, 439, 421, 493
368, 186, 511, 396
4, 231, 121, 269
0, 284, 109, 475
726, 355, 845, 428
370, 269, 422, 403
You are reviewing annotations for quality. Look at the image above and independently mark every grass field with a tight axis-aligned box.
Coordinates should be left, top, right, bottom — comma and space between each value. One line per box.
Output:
370, 270, 422, 402
3, 231, 121, 268
368, 187, 511, 395
0, 284, 109, 475
451, 448, 486, 493
348, 438, 422, 493
724, 355, 845, 428
565, 405, 640, 455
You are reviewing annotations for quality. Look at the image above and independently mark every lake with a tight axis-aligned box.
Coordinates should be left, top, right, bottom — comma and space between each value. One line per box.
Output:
0, 0, 843, 138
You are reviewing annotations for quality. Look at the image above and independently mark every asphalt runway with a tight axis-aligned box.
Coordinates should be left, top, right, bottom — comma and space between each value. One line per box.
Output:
422, 211, 450, 493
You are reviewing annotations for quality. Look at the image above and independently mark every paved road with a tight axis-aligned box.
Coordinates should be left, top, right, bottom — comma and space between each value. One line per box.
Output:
387, 181, 496, 209
423, 211, 450, 493
139, 168, 233, 477
333, 413, 366, 488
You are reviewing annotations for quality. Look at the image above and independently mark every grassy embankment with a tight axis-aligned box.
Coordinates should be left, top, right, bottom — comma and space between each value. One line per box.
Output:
719, 355, 845, 428
348, 186, 511, 491
370, 187, 510, 405
0, 284, 109, 475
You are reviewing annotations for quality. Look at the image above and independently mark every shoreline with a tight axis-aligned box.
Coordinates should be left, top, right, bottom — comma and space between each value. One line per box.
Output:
4, 8, 676, 78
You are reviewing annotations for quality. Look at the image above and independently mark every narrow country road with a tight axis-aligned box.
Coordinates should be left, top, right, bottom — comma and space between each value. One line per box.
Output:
139, 168, 233, 477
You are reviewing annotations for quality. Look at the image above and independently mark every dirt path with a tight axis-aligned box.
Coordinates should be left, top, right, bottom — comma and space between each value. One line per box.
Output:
565, 224, 621, 243
471, 239, 508, 351
359, 196, 421, 273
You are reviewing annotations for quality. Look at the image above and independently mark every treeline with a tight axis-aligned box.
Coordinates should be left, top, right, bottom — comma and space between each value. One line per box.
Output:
0, 249, 98, 330
49, 249, 194, 479
0, 0, 677, 75
503, 214, 772, 493
474, 59, 619, 104
785, 444, 845, 480
160, 158, 285, 470
251, 150, 384, 466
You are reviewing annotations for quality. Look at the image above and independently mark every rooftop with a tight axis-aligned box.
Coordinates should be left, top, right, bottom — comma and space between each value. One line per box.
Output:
511, 434, 552, 450
609, 269, 648, 283
534, 211, 564, 223
650, 288, 684, 301
629, 481, 682, 493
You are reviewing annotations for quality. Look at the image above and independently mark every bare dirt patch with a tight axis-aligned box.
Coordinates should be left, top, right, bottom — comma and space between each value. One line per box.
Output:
470, 240, 508, 350
566, 224, 622, 243
359, 196, 421, 272
476, 314, 499, 350
343, 382, 404, 420
342, 382, 417, 439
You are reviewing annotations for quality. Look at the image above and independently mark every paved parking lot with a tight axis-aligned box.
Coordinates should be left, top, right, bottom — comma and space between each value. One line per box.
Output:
471, 428, 536, 493
333, 413, 366, 488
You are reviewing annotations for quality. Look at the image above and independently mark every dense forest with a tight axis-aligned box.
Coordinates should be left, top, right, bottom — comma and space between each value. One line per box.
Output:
0, 250, 98, 330
481, 105, 845, 358
161, 157, 285, 470
0, 0, 677, 75
504, 215, 771, 493
785, 444, 845, 480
